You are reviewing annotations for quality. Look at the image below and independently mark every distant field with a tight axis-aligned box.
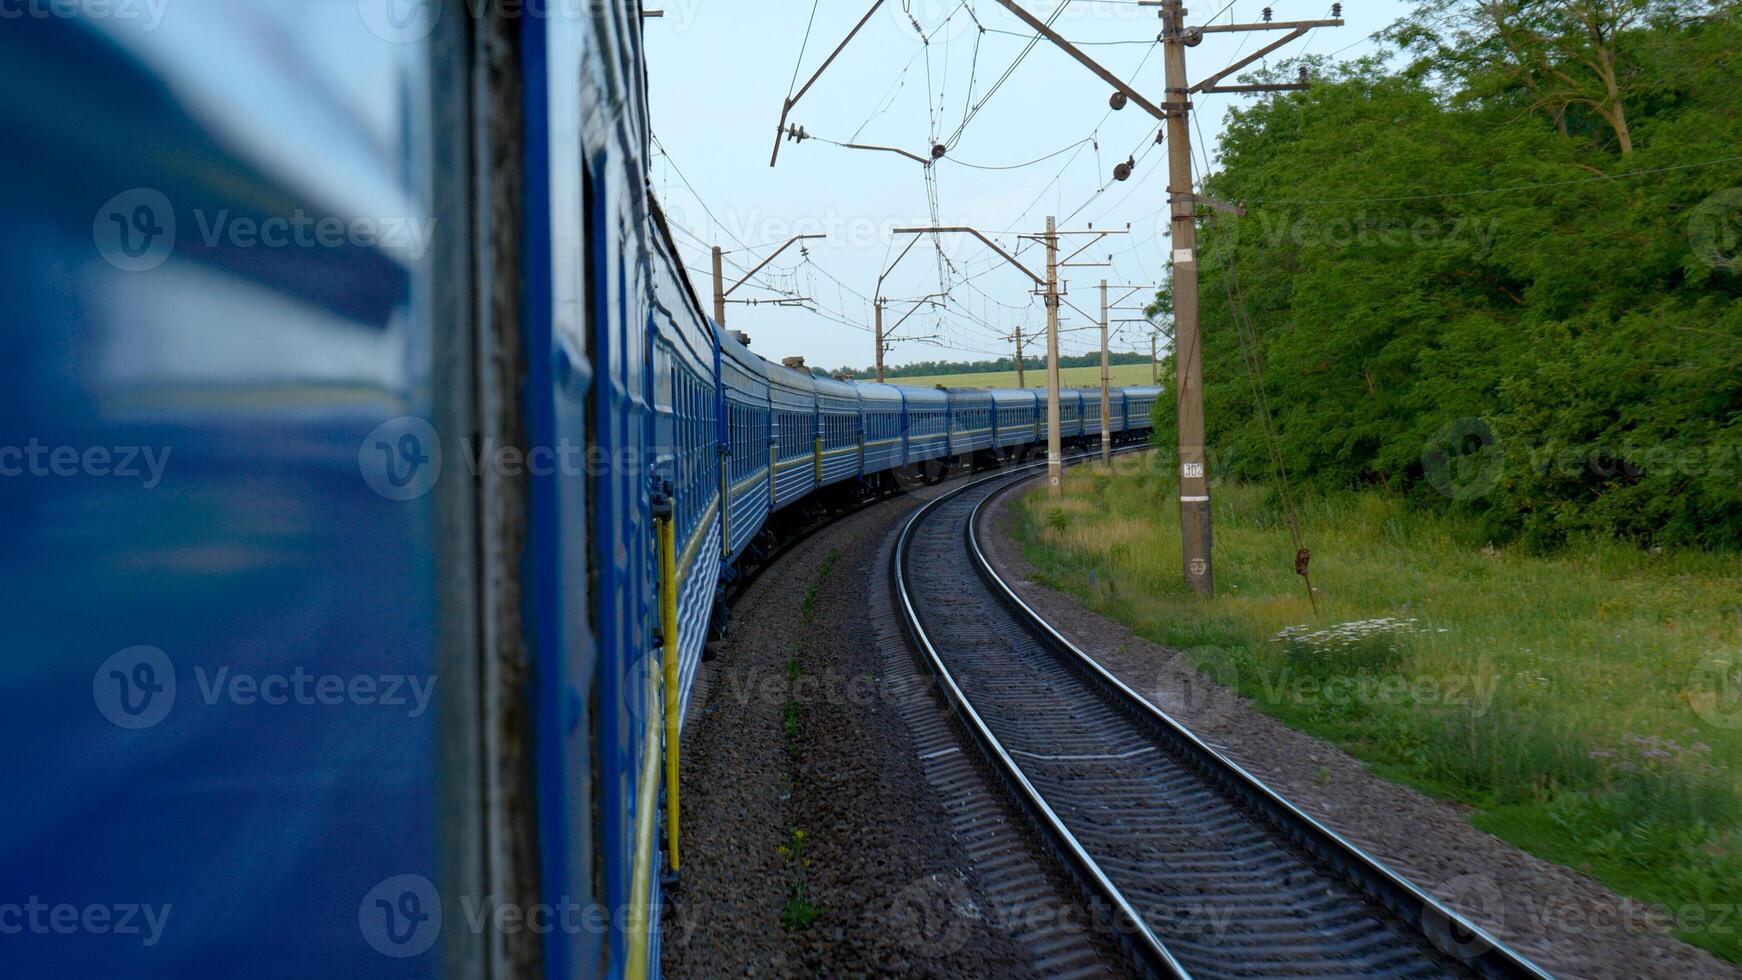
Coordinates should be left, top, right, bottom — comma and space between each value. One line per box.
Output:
1015, 458, 1742, 963
885, 362, 1157, 389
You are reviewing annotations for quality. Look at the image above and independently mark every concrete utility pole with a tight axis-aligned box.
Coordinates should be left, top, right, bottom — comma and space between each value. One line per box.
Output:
874, 301, 884, 382
711, 246, 726, 326
1146, 0, 1334, 594
974, 0, 1336, 591
1044, 216, 1063, 494
1160, 0, 1212, 595
1099, 280, 1112, 466
1014, 324, 1026, 387
713, 234, 825, 329
1101, 284, 1155, 467
877, 293, 946, 382
1151, 331, 1159, 385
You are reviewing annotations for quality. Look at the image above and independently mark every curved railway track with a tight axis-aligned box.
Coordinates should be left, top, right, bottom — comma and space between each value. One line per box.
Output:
892, 460, 1554, 980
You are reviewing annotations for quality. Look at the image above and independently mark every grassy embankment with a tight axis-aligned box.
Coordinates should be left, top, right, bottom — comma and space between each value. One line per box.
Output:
1015, 453, 1742, 962
889, 362, 1156, 389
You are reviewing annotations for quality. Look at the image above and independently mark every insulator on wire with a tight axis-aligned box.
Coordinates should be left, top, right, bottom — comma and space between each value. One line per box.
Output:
1113, 156, 1135, 182
931, 143, 947, 160
1262, 6, 1272, 22
1331, 3, 1342, 17
1110, 91, 1128, 111
1298, 66, 1309, 83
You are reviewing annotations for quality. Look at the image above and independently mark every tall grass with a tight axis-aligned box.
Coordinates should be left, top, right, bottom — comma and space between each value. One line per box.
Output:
1015, 453, 1742, 962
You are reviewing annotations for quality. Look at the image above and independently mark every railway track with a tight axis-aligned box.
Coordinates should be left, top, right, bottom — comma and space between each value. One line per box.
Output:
892, 460, 1554, 980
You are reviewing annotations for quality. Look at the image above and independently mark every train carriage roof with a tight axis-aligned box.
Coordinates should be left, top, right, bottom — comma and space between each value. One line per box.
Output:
765, 359, 817, 397
938, 386, 993, 407
989, 388, 1039, 406
892, 384, 948, 407
714, 322, 765, 373
852, 381, 905, 409
811, 374, 861, 404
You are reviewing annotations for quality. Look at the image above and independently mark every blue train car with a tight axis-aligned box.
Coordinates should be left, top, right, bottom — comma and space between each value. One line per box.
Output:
4, 5, 1185, 979
991, 388, 1041, 451
858, 382, 907, 473
813, 375, 863, 487
768, 361, 819, 509
1031, 386, 1085, 440
1106, 387, 1129, 435
897, 385, 951, 464
648, 208, 721, 722
554, 11, 666, 977
943, 387, 995, 457
1059, 388, 1086, 439
0, 9, 459, 978
719, 328, 772, 560
1083, 387, 1102, 438
1123, 385, 1162, 434
1080, 386, 1125, 438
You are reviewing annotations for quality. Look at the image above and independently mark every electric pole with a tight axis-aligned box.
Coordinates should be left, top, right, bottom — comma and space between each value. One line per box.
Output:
876, 221, 1121, 498
1147, 0, 1335, 594
877, 293, 945, 383
874, 300, 884, 382
1100, 279, 1112, 466
961, 0, 1334, 591
1151, 331, 1159, 385
1044, 217, 1063, 494
711, 246, 726, 326
1101, 284, 1155, 466
712, 234, 825, 330
1160, 0, 1212, 595
1015, 323, 1026, 387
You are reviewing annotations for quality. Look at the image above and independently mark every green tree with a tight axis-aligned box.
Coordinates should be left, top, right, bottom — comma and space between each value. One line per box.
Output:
1149, 8, 1742, 548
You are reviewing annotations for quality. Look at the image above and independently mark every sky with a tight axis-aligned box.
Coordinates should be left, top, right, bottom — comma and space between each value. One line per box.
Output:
645, 0, 1413, 371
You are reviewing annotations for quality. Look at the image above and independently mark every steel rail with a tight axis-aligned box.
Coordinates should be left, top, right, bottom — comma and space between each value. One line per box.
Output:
892, 458, 1557, 979
892, 453, 1188, 979
965, 474, 1553, 978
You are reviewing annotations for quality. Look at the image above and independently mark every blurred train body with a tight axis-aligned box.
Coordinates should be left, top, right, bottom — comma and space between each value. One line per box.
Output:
0, 3, 1159, 978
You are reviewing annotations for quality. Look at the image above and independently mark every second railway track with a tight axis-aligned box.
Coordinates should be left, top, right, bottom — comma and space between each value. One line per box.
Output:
892, 458, 1554, 980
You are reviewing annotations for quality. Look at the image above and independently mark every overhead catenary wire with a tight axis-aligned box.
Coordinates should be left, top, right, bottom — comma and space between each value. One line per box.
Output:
945, 137, 1096, 171
1001, 37, 1163, 257
941, 0, 1075, 150
652, 132, 752, 251
1119, 153, 1742, 219
786, 0, 823, 101
980, 26, 1160, 44
739, 0, 1223, 368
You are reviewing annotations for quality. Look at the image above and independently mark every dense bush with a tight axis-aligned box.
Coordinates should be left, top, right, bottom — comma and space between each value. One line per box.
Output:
1151, 2, 1742, 549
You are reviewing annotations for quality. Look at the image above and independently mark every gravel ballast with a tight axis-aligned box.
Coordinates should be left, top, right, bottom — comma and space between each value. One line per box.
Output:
665, 485, 1065, 978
